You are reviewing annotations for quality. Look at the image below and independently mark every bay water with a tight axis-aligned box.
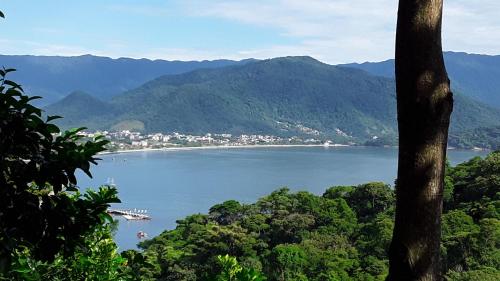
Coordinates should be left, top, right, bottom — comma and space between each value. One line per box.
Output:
77, 146, 487, 250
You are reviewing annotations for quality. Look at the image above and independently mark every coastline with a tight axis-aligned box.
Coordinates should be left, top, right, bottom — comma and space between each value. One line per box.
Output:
99, 144, 490, 155
100, 144, 351, 155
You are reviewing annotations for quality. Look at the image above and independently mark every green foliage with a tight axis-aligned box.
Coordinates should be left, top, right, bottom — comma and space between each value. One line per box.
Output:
440, 151, 500, 277
339, 182, 394, 223
446, 152, 500, 220
213, 255, 266, 281
446, 268, 500, 281
4, 224, 128, 281
449, 126, 500, 150
269, 244, 308, 280
0, 68, 128, 279
131, 184, 387, 280
210, 200, 243, 225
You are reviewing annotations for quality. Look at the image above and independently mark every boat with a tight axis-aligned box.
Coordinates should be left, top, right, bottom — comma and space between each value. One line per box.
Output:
108, 209, 152, 220
137, 231, 148, 239
106, 177, 116, 187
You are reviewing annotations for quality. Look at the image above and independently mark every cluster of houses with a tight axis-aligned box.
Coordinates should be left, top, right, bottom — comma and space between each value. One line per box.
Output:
77, 130, 330, 151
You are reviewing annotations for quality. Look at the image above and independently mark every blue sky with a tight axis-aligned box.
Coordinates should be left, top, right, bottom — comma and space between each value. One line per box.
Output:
1, 0, 499, 64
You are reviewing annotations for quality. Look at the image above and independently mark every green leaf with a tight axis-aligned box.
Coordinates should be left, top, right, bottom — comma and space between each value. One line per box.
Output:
3, 79, 23, 91
47, 115, 63, 122
66, 185, 78, 192
99, 212, 114, 224
27, 95, 42, 101
46, 123, 61, 134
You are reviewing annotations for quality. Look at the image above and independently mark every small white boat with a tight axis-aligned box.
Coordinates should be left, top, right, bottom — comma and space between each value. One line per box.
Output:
106, 177, 116, 187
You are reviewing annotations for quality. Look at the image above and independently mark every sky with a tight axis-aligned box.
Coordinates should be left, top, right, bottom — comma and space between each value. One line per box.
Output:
0, 0, 499, 64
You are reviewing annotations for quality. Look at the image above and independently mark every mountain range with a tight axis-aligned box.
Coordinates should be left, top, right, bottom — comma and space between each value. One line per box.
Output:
42, 55, 500, 148
344, 52, 500, 107
0, 54, 250, 105
1, 52, 498, 147
2, 52, 499, 108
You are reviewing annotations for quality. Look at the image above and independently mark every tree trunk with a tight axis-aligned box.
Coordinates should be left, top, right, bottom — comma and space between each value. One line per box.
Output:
387, 0, 453, 280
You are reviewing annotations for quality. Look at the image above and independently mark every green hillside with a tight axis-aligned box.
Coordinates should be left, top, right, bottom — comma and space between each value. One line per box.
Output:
44, 91, 118, 129
44, 57, 500, 146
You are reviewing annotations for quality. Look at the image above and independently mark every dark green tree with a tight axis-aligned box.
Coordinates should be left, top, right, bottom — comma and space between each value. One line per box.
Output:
0, 66, 119, 274
210, 200, 243, 225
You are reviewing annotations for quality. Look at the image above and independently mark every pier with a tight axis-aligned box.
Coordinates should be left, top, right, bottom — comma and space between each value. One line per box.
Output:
108, 209, 151, 220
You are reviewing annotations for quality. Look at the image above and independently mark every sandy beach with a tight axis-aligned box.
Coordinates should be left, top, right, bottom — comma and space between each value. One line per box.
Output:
100, 143, 351, 155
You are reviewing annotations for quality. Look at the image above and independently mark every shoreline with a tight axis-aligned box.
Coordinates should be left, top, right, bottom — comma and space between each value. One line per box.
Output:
100, 144, 351, 155
99, 144, 491, 155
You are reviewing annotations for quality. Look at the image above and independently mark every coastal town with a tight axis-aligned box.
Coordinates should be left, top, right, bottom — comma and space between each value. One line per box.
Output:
77, 130, 348, 152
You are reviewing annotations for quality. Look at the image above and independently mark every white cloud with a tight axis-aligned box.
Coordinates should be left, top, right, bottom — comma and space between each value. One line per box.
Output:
0, 39, 105, 57
444, 1, 500, 55
181, 0, 500, 63
3, 1, 498, 63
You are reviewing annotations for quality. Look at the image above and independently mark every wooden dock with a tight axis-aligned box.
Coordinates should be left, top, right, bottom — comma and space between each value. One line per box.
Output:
108, 209, 151, 220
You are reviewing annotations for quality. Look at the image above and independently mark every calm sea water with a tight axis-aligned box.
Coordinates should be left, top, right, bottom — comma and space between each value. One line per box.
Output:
77, 146, 487, 250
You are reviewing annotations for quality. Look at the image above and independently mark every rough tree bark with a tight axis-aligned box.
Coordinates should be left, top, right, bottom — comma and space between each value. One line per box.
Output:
387, 0, 453, 280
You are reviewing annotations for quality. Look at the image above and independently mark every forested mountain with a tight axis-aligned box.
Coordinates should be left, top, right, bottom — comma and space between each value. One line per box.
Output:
45, 56, 500, 147
344, 52, 500, 108
0, 54, 249, 105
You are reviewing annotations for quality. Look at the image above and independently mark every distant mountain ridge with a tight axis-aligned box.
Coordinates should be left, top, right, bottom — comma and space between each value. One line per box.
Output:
45, 56, 500, 147
343, 52, 500, 107
2, 52, 499, 107
0, 54, 252, 105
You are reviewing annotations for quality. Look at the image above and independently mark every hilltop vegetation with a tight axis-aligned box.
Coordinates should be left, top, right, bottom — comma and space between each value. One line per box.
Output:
449, 126, 500, 150
121, 151, 500, 281
45, 57, 500, 147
